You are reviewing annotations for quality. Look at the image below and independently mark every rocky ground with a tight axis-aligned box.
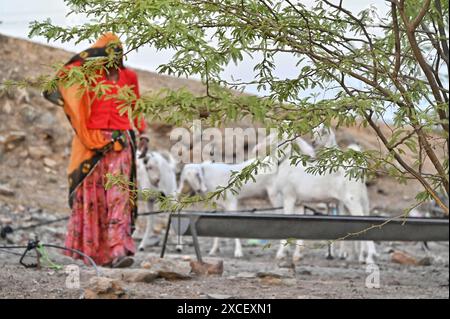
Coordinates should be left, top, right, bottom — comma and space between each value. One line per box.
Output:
0, 203, 448, 299
0, 34, 449, 299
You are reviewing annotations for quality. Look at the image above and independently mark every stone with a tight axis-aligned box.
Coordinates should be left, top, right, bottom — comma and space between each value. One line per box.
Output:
28, 145, 53, 159
236, 272, 256, 279
206, 294, 235, 299
190, 260, 224, 276
2, 100, 12, 114
282, 278, 298, 286
15, 87, 30, 104
1, 131, 26, 151
98, 269, 159, 283
259, 276, 283, 285
256, 270, 293, 279
123, 269, 159, 283
36, 112, 56, 128
43, 157, 57, 168
8, 159, 20, 168
158, 270, 191, 281
418, 256, 433, 266
84, 276, 128, 299
277, 260, 296, 269
391, 250, 419, 266
0, 217, 13, 224
19, 105, 39, 123
298, 269, 312, 276
19, 150, 29, 158
0, 184, 15, 197
141, 256, 192, 280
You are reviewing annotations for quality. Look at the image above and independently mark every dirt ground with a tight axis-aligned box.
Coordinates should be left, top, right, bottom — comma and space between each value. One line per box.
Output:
0, 216, 448, 299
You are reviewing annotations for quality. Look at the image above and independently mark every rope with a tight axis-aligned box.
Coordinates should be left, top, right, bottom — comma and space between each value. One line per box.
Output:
0, 241, 100, 276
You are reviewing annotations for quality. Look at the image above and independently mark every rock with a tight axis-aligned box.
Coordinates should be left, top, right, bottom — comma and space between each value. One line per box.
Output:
0, 131, 26, 151
123, 269, 159, 283
19, 150, 29, 158
28, 145, 52, 159
282, 278, 298, 286
84, 277, 128, 299
141, 256, 191, 280
206, 294, 235, 299
98, 269, 158, 283
43, 157, 57, 168
36, 112, 56, 128
256, 270, 293, 279
19, 105, 38, 123
298, 269, 312, 276
8, 159, 20, 168
236, 272, 257, 279
190, 260, 224, 276
158, 270, 191, 281
0, 184, 15, 197
391, 250, 419, 266
418, 256, 433, 266
277, 260, 296, 269
2, 100, 12, 114
15, 87, 30, 104
0, 217, 13, 224
259, 276, 283, 285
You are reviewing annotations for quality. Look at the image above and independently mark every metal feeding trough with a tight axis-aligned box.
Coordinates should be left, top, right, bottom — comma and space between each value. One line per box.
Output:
162, 211, 449, 262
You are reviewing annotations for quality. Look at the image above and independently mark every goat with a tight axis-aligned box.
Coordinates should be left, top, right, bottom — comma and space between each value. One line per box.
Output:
136, 150, 179, 251
307, 124, 378, 264
177, 160, 274, 258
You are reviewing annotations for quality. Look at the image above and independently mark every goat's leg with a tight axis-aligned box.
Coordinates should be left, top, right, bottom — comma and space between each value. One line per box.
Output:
337, 240, 348, 260
335, 201, 349, 259
341, 198, 363, 261
293, 203, 305, 263
170, 214, 184, 252
365, 240, 378, 264
175, 235, 184, 252
209, 237, 220, 256
276, 194, 296, 260
224, 200, 244, 258
343, 198, 378, 264
234, 238, 243, 258
138, 201, 155, 251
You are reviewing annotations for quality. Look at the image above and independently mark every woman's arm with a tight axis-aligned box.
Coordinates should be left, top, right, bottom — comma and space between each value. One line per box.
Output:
128, 70, 150, 153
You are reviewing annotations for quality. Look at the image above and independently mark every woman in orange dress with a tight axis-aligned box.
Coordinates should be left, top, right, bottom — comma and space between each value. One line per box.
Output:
44, 33, 148, 267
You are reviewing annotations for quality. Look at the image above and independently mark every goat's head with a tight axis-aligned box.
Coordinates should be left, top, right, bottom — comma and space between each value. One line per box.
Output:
181, 165, 207, 195
143, 152, 163, 187
311, 124, 336, 149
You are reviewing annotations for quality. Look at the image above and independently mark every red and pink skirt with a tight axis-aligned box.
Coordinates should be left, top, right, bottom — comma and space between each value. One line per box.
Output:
64, 130, 136, 266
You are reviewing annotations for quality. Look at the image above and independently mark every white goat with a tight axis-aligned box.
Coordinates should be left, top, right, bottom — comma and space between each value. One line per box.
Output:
177, 161, 271, 258
137, 150, 179, 251
307, 124, 378, 263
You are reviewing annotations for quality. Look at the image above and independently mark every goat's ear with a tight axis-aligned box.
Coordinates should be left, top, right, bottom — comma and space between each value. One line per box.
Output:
138, 150, 147, 159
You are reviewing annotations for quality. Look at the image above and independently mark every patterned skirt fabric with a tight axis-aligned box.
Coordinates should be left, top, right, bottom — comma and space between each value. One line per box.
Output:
64, 130, 136, 266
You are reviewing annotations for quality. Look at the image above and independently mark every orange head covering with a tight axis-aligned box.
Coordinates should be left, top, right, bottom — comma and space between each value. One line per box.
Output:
91, 32, 121, 48
90, 32, 124, 69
